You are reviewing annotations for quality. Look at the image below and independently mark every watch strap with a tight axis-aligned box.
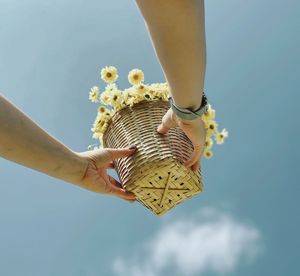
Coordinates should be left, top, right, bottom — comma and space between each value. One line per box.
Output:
168, 92, 208, 121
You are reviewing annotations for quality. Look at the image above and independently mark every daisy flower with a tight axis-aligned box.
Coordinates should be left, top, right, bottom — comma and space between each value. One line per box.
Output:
205, 137, 213, 149
149, 83, 161, 90
204, 149, 213, 159
91, 118, 109, 135
91, 121, 104, 133
156, 88, 169, 101
90, 65, 228, 160
161, 82, 169, 88
92, 132, 102, 139
122, 89, 131, 104
98, 106, 109, 114
100, 90, 112, 106
89, 86, 100, 103
131, 88, 144, 100
92, 113, 108, 131
104, 110, 113, 118
110, 90, 124, 110
134, 83, 149, 95
98, 106, 113, 117
122, 88, 138, 105
215, 128, 229, 144
105, 83, 118, 92
201, 104, 215, 121
98, 109, 112, 122
128, 69, 144, 85
147, 89, 158, 99
205, 120, 219, 136
101, 66, 118, 83
127, 96, 139, 107
111, 89, 123, 103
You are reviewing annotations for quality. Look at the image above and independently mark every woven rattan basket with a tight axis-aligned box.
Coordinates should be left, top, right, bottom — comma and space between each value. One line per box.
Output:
102, 99, 203, 216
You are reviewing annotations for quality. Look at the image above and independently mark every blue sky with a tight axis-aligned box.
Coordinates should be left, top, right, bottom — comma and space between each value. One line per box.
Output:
0, 0, 299, 275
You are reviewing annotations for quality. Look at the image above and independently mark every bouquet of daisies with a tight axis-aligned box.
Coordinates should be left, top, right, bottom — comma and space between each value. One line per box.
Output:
87, 66, 228, 158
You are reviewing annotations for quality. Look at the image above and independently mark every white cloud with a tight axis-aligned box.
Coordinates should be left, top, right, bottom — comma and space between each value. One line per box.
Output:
112, 208, 263, 276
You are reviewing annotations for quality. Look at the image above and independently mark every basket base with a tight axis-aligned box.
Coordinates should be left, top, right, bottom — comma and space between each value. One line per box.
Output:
122, 159, 203, 216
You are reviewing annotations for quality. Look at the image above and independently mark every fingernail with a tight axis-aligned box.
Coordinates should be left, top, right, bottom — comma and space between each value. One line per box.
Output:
129, 145, 137, 150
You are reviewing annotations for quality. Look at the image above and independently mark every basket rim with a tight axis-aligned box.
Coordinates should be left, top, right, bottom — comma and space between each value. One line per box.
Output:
102, 99, 170, 146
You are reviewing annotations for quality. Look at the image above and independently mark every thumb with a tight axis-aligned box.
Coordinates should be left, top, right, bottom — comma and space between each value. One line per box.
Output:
107, 145, 137, 161
109, 184, 136, 201
157, 108, 177, 135
157, 123, 169, 134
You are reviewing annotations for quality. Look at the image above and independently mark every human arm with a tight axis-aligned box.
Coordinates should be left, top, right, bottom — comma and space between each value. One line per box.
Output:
135, 0, 206, 111
0, 94, 136, 201
135, 0, 207, 171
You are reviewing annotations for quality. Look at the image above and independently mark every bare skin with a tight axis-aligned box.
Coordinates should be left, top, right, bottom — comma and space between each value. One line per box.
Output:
0, 95, 136, 202
135, 0, 207, 171
0, 0, 207, 200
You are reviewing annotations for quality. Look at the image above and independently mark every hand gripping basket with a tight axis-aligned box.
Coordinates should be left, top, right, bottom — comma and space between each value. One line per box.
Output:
102, 99, 203, 216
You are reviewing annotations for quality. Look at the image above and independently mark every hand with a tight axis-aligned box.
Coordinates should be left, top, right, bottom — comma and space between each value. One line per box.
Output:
75, 146, 137, 202
157, 108, 206, 172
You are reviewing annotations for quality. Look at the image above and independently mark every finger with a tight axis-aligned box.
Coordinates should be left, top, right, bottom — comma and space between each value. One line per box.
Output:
105, 161, 115, 169
157, 122, 169, 134
125, 198, 136, 203
191, 159, 200, 172
109, 185, 137, 201
107, 146, 137, 161
105, 176, 136, 200
184, 144, 202, 168
108, 175, 136, 203
108, 175, 123, 189
157, 109, 177, 134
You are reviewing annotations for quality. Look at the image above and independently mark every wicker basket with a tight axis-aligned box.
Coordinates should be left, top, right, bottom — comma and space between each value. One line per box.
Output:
102, 99, 203, 216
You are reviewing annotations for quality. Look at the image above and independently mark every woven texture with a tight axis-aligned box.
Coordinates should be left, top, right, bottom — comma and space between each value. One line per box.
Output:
102, 99, 203, 216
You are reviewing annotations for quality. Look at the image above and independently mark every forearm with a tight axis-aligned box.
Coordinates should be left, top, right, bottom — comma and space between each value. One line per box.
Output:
0, 94, 88, 186
135, 0, 207, 110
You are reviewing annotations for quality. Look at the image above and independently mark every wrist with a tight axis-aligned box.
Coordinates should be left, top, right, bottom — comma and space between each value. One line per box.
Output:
168, 92, 208, 122
176, 114, 204, 125
59, 150, 89, 186
175, 95, 203, 111
176, 101, 202, 112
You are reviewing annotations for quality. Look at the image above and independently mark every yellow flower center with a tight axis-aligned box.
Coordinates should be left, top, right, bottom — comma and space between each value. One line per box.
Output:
209, 124, 214, 130
133, 74, 139, 80
99, 107, 105, 113
113, 95, 118, 101
106, 72, 112, 78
